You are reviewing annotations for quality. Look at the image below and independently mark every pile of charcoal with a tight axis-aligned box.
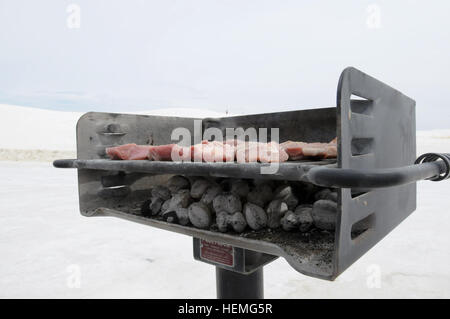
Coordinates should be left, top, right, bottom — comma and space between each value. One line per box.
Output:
140, 175, 338, 234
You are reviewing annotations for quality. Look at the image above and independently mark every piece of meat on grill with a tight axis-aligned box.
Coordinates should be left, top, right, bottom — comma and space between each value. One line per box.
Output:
281, 138, 337, 160
171, 144, 192, 162
236, 141, 258, 163
201, 142, 215, 162
223, 142, 236, 162
190, 140, 235, 162
259, 141, 289, 163
279, 141, 305, 160
171, 140, 235, 162
303, 143, 337, 158
106, 144, 153, 160
211, 141, 235, 162
189, 140, 208, 162
148, 144, 176, 161
235, 141, 288, 163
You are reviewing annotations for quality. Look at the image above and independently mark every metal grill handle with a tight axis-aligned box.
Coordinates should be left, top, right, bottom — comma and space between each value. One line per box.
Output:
307, 152, 450, 188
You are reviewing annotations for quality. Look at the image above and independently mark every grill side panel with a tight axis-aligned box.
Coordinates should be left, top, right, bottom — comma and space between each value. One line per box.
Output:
204, 108, 336, 144
334, 67, 416, 278
76, 112, 201, 215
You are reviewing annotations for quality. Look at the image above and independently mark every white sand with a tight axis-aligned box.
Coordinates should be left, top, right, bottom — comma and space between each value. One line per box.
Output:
0, 104, 82, 151
0, 160, 449, 298
417, 130, 450, 155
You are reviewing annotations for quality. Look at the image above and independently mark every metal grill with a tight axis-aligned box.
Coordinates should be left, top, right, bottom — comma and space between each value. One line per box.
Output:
54, 67, 449, 291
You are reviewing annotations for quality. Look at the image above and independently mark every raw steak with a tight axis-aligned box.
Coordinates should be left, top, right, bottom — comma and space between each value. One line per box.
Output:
148, 144, 176, 161
191, 140, 235, 162
235, 141, 288, 163
106, 144, 152, 160
281, 138, 337, 160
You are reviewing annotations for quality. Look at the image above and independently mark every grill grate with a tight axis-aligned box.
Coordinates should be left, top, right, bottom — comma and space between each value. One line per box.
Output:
54, 158, 336, 181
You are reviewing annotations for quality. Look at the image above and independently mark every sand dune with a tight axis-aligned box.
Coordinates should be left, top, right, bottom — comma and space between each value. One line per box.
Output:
0, 104, 82, 151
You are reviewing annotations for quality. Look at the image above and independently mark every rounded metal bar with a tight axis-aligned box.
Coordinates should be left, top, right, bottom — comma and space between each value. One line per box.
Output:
52, 158, 332, 181
307, 161, 446, 188
53, 159, 77, 168
216, 267, 264, 299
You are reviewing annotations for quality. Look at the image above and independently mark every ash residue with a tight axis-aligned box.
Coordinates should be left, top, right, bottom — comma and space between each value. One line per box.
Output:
241, 227, 335, 268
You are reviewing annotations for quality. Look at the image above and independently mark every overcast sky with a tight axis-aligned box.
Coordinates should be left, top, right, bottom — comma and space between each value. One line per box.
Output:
0, 0, 449, 129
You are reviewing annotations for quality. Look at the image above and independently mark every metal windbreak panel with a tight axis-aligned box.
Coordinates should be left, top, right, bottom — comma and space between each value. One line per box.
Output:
205, 108, 336, 144
335, 67, 416, 278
